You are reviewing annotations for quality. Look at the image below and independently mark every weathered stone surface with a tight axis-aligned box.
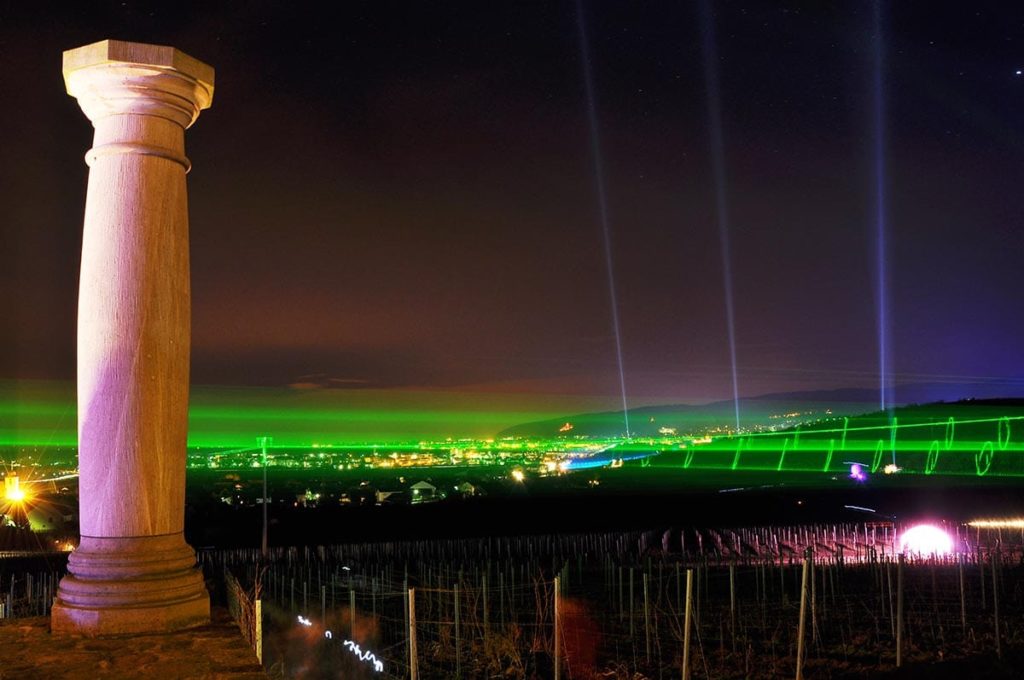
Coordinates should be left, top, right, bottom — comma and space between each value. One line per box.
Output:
63, 39, 213, 129
52, 40, 213, 636
0, 609, 266, 679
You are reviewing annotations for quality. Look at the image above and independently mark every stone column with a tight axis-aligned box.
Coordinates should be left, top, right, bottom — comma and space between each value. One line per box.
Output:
51, 40, 214, 636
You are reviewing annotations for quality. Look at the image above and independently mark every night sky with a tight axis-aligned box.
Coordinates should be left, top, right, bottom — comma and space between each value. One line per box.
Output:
2, 2, 1024, 410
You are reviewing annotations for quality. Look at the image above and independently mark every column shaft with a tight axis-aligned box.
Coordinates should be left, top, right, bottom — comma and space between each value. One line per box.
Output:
78, 114, 190, 539
52, 39, 214, 636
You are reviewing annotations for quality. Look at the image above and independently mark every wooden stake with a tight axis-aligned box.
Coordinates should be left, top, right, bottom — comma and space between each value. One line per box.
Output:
682, 568, 694, 680
729, 562, 737, 652
796, 556, 810, 680
992, 552, 1001, 659
958, 554, 966, 636
896, 554, 904, 668
644, 573, 651, 663
554, 576, 562, 680
406, 587, 418, 679
454, 582, 461, 677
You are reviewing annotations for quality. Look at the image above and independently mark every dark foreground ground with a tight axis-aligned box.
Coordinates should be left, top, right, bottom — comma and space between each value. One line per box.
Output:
0, 609, 265, 680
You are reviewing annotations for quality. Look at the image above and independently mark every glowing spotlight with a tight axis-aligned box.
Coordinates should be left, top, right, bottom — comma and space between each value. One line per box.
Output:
510, 469, 525, 483
899, 524, 954, 556
883, 464, 901, 475
4, 475, 28, 503
849, 463, 867, 482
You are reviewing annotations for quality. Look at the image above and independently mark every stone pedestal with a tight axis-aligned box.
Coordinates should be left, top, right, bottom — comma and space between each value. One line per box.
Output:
51, 40, 214, 636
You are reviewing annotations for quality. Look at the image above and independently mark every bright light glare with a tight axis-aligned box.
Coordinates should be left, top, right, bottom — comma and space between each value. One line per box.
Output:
4, 475, 27, 503
898, 524, 954, 556
511, 469, 525, 482
968, 518, 1024, 529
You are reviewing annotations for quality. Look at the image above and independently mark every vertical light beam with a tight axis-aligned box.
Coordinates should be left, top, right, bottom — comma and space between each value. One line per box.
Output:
872, 0, 893, 418
871, 1, 896, 468
575, 0, 631, 438
698, 0, 742, 433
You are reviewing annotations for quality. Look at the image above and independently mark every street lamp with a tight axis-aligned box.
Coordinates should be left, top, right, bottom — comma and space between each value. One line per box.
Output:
259, 436, 273, 557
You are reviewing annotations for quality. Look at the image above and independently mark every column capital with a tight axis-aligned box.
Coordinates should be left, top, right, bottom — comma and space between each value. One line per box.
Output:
63, 39, 214, 129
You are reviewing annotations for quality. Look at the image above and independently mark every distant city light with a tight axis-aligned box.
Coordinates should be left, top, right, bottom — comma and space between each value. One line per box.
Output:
898, 524, 954, 556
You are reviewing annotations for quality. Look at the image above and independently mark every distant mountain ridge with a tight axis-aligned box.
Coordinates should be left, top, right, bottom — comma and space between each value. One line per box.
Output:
497, 382, 1024, 438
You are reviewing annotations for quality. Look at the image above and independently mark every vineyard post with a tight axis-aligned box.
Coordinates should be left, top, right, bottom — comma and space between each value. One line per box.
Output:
403, 576, 410, 672
682, 568, 693, 680
349, 588, 356, 637
958, 553, 966, 635
992, 552, 1001, 658
629, 567, 635, 638
499, 571, 506, 631
483, 572, 490, 643
255, 597, 263, 665
796, 556, 810, 680
619, 566, 624, 620
729, 562, 737, 652
455, 582, 461, 676
896, 554, 904, 668
810, 552, 818, 645
779, 558, 786, 607
554, 576, 562, 680
408, 588, 418, 680
644, 572, 651, 663
886, 558, 894, 637
979, 546, 986, 611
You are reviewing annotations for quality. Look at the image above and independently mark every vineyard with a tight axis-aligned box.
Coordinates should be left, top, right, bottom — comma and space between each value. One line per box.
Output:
199, 521, 1024, 678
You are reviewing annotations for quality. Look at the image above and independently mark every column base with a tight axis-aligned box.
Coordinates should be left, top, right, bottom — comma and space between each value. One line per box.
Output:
51, 533, 210, 636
